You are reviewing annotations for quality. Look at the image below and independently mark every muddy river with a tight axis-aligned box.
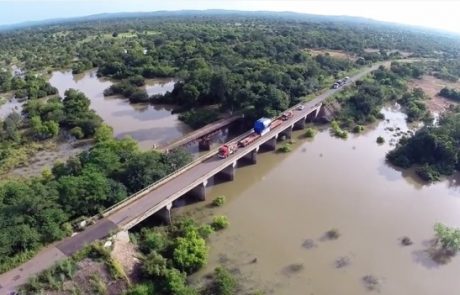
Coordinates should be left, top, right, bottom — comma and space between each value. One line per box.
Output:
48, 69, 190, 149
176, 106, 460, 295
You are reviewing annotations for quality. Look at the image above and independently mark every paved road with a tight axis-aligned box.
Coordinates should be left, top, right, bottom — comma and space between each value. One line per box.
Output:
0, 62, 386, 293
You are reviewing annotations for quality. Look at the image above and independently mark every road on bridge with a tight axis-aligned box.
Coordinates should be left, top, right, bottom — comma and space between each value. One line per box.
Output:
0, 61, 388, 293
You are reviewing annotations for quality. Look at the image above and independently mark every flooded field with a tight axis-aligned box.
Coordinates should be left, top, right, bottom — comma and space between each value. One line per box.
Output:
0, 95, 22, 119
8, 140, 92, 178
49, 69, 190, 149
409, 75, 459, 114
175, 106, 460, 295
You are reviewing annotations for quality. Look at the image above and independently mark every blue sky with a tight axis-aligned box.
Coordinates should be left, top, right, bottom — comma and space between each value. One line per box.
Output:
0, 0, 459, 33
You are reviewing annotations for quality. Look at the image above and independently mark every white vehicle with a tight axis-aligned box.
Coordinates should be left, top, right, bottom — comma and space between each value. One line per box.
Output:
296, 105, 304, 111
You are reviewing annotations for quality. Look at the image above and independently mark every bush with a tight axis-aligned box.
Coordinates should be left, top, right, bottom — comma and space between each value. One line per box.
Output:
172, 230, 208, 273
330, 120, 348, 139
277, 143, 292, 153
211, 216, 229, 231
213, 267, 237, 295
163, 268, 198, 295
304, 127, 316, 138
434, 223, 460, 253
129, 89, 149, 103
198, 224, 214, 239
352, 125, 365, 133
142, 251, 168, 278
376, 136, 385, 144
125, 283, 156, 295
70, 126, 84, 139
140, 228, 169, 254
416, 164, 440, 182
212, 196, 226, 207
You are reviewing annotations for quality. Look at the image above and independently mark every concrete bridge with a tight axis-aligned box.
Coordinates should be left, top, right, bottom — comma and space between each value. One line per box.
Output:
0, 62, 387, 292
158, 114, 243, 152
108, 102, 323, 230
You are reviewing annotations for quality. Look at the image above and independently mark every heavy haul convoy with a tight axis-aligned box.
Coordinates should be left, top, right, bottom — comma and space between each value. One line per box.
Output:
218, 110, 294, 158
332, 76, 350, 89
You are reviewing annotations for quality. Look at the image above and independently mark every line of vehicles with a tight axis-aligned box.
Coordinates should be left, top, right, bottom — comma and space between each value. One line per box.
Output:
332, 76, 350, 89
218, 108, 300, 159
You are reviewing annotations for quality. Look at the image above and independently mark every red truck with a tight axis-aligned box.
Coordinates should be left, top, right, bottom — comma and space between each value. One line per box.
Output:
218, 143, 238, 158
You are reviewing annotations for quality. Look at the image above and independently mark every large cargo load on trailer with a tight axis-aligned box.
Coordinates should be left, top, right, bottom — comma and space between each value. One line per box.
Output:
270, 119, 283, 130
238, 132, 260, 147
254, 118, 272, 135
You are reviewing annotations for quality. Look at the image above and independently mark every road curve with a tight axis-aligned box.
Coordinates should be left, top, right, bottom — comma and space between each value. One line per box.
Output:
0, 61, 387, 293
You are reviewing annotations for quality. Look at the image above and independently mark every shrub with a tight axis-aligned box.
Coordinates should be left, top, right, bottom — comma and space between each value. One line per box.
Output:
163, 268, 198, 295
416, 164, 441, 182
376, 136, 385, 144
211, 216, 229, 231
212, 196, 226, 207
198, 224, 214, 239
129, 89, 149, 103
140, 228, 169, 254
277, 143, 292, 153
352, 125, 364, 133
434, 223, 460, 253
330, 121, 348, 139
125, 283, 156, 295
304, 127, 316, 138
172, 230, 208, 273
213, 267, 237, 295
89, 273, 107, 295
70, 126, 84, 139
142, 251, 168, 278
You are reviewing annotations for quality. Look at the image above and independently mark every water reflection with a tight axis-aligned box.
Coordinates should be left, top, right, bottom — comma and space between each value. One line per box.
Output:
48, 69, 189, 149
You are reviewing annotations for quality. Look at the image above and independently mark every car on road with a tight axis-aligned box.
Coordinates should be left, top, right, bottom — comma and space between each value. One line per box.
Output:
296, 105, 304, 110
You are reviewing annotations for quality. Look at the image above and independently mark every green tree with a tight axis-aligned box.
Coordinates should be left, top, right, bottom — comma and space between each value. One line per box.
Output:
434, 223, 460, 253
172, 229, 208, 274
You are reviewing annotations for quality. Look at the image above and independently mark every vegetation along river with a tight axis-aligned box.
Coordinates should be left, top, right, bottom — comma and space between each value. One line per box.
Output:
175, 106, 460, 295
48, 69, 191, 149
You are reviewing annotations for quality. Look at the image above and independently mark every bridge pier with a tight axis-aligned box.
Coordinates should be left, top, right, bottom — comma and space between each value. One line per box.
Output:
262, 136, 277, 151
279, 125, 293, 140
156, 202, 173, 225
242, 148, 258, 164
198, 139, 211, 151
306, 104, 323, 122
190, 180, 208, 201
294, 117, 306, 130
216, 161, 237, 181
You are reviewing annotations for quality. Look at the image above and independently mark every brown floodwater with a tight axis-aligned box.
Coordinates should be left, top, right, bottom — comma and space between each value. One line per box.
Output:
48, 69, 190, 149
176, 105, 460, 295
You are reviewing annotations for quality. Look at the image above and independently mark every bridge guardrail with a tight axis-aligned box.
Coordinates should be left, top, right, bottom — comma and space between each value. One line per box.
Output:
100, 128, 255, 219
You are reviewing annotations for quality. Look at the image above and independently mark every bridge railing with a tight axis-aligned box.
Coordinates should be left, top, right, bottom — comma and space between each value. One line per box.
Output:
100, 129, 255, 219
